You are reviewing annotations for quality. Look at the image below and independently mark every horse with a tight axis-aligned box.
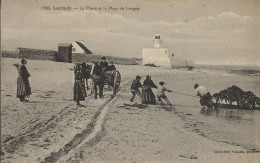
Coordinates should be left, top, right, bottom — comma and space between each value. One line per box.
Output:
81, 63, 92, 90
91, 62, 105, 99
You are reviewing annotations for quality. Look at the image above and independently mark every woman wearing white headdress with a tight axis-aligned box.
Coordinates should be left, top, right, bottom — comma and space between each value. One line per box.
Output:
17, 58, 31, 101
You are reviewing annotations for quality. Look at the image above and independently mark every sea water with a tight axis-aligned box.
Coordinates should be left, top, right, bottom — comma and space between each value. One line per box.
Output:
156, 65, 260, 150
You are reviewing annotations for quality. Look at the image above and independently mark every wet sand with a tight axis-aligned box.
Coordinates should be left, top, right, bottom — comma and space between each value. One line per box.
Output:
152, 71, 260, 151
63, 71, 260, 163
1, 58, 260, 162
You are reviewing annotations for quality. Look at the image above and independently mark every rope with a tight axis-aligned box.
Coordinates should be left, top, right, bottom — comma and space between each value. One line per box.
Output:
173, 104, 201, 108
171, 91, 199, 98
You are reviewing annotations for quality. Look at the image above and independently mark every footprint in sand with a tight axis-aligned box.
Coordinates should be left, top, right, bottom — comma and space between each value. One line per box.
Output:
179, 154, 198, 159
36, 91, 56, 99
19, 153, 29, 157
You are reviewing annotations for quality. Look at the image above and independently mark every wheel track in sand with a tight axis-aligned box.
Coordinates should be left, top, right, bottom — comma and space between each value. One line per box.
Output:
3, 104, 73, 153
57, 74, 180, 162
40, 78, 137, 163
3, 75, 145, 161
2, 94, 95, 154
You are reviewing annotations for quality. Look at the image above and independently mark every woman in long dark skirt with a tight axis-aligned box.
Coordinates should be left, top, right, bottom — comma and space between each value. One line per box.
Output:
73, 64, 87, 106
17, 58, 31, 102
142, 75, 157, 104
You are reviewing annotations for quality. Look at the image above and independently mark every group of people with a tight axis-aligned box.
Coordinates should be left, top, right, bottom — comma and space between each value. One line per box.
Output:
73, 56, 117, 105
15, 57, 117, 106
130, 75, 173, 106
99, 56, 116, 72
16, 58, 214, 108
130, 75, 214, 108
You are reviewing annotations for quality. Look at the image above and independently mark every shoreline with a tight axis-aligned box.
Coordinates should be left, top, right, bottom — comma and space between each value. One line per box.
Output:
64, 79, 260, 163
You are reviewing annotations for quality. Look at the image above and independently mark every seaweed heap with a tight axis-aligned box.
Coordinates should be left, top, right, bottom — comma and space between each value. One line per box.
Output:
213, 85, 260, 109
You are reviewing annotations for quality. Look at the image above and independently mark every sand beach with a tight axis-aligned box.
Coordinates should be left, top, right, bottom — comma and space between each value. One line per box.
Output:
1, 58, 260, 163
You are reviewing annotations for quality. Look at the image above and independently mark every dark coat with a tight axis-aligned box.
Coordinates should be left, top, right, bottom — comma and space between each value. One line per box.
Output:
73, 70, 86, 101
17, 64, 31, 98
99, 61, 108, 69
131, 79, 142, 90
142, 79, 157, 104
108, 65, 116, 71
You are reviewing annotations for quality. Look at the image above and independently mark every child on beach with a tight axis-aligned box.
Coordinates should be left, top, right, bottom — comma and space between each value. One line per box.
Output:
130, 76, 142, 102
157, 81, 173, 106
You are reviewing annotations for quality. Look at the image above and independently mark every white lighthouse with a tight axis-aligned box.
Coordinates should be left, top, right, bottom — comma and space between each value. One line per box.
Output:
154, 34, 162, 48
142, 34, 172, 68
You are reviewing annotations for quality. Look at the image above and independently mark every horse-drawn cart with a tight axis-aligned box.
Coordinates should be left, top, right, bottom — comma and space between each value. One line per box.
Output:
90, 64, 121, 96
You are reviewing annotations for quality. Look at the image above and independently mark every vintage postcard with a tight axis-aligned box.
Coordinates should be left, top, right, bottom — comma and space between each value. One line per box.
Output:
1, 0, 260, 162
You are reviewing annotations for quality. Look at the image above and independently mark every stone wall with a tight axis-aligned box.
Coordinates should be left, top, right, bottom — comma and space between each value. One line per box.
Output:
73, 53, 137, 65
1, 51, 19, 58
2, 48, 137, 65
17, 48, 57, 61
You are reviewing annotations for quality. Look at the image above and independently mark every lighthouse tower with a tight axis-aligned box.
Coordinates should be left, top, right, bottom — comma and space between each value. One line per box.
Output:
142, 34, 172, 68
154, 34, 162, 48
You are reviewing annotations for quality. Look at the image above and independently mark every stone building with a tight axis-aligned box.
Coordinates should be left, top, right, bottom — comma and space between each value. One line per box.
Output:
58, 43, 72, 63
142, 34, 194, 68
142, 34, 173, 68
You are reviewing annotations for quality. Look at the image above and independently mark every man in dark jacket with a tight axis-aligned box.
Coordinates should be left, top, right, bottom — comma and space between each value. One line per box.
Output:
130, 76, 142, 102
99, 56, 108, 70
108, 62, 116, 71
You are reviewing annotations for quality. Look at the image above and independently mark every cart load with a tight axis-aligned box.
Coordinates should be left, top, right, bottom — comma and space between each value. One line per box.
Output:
212, 85, 260, 109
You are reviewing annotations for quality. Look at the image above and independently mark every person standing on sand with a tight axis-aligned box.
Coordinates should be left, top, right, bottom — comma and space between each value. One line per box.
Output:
157, 82, 173, 106
73, 64, 87, 106
17, 58, 32, 102
194, 84, 213, 108
81, 62, 91, 89
130, 76, 142, 102
81, 62, 87, 82
99, 56, 109, 73
93, 62, 105, 99
142, 75, 157, 105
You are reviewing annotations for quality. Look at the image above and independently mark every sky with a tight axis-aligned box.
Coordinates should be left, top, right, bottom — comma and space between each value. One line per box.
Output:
1, 0, 259, 65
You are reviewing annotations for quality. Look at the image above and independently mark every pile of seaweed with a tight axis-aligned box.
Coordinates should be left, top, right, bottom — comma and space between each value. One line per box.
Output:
144, 63, 158, 67
213, 85, 260, 109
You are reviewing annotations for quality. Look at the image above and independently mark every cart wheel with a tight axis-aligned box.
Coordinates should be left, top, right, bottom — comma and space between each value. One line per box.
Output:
113, 71, 121, 95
